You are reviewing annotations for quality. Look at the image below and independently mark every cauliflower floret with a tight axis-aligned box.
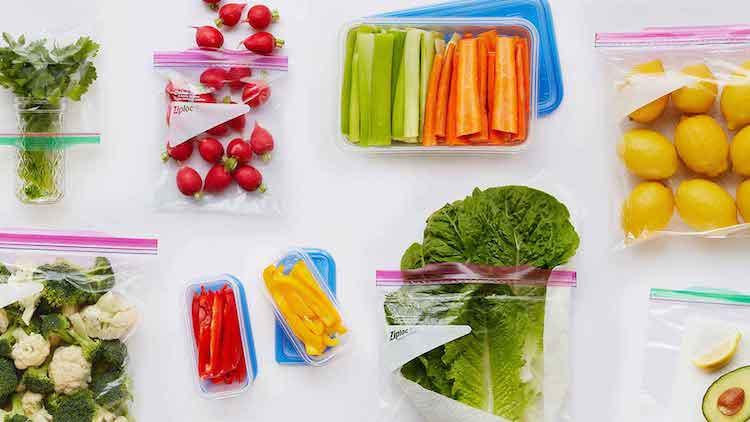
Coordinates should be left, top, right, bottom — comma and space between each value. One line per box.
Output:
0, 309, 9, 334
30, 408, 52, 422
8, 264, 42, 325
49, 345, 91, 394
21, 391, 44, 416
11, 329, 50, 370
94, 407, 116, 422
79, 292, 138, 340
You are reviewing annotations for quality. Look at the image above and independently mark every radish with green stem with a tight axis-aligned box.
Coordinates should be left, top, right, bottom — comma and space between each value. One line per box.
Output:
225, 138, 252, 170
163, 140, 194, 162
216, 3, 246, 27
205, 164, 234, 193
194, 26, 224, 49
245, 5, 279, 30
177, 167, 203, 198
242, 32, 284, 55
250, 122, 274, 161
203, 0, 221, 10
199, 138, 225, 163
234, 165, 266, 192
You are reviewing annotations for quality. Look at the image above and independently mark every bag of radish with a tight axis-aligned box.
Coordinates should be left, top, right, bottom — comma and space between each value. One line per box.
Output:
153, 50, 287, 215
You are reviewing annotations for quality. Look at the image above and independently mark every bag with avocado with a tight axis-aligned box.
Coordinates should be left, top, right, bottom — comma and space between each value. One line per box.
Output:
642, 287, 750, 422
595, 26, 750, 247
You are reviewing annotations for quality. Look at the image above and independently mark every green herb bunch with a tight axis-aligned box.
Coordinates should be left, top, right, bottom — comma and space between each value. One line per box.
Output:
0, 33, 99, 202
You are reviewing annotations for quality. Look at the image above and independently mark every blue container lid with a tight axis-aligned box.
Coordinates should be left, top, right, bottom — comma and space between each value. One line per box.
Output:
378, 0, 563, 116
275, 248, 337, 365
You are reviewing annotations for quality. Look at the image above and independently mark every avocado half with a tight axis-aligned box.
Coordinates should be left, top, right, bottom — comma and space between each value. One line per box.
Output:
703, 366, 750, 421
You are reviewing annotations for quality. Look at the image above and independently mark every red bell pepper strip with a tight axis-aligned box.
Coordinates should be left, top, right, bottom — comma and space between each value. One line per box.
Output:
220, 286, 240, 376
206, 289, 225, 378
191, 292, 200, 342
197, 288, 212, 378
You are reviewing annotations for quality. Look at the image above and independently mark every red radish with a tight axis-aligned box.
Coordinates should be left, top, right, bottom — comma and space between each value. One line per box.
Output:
216, 3, 246, 27
176, 167, 203, 198
205, 164, 234, 193
162, 140, 194, 162
226, 138, 253, 169
250, 122, 274, 161
203, 0, 221, 9
227, 67, 252, 90
200, 68, 228, 91
242, 80, 271, 108
199, 138, 225, 163
206, 123, 229, 137
195, 26, 224, 49
234, 165, 266, 192
242, 32, 284, 55
246, 5, 279, 30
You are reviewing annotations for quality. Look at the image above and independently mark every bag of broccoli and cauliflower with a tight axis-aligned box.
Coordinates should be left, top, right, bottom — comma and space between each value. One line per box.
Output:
0, 230, 157, 422
377, 186, 580, 422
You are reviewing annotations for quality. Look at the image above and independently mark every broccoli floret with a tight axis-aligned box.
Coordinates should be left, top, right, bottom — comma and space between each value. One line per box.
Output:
20, 362, 53, 395
91, 368, 130, 411
0, 330, 16, 359
39, 314, 75, 344
95, 340, 127, 371
35, 260, 93, 309
84, 257, 115, 295
2, 394, 31, 422
0, 265, 9, 283
68, 328, 101, 362
47, 390, 96, 422
0, 358, 17, 403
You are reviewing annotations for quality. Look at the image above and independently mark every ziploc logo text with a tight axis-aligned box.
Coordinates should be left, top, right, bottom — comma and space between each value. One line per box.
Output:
172, 103, 194, 116
389, 327, 411, 342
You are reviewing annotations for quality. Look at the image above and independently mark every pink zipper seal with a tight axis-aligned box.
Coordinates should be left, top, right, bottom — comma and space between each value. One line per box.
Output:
0, 231, 158, 255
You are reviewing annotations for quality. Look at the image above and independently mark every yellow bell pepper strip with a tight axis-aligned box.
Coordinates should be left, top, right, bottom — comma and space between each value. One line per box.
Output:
323, 336, 340, 347
280, 287, 317, 320
273, 274, 341, 327
302, 317, 325, 336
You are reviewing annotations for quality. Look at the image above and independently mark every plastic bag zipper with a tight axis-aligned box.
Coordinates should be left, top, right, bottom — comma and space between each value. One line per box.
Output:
596, 25, 750, 48
376, 263, 576, 287
0, 230, 158, 255
650, 288, 750, 307
153, 50, 288, 71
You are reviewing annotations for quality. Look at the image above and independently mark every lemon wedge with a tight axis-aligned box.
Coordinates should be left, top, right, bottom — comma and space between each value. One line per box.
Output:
693, 332, 742, 371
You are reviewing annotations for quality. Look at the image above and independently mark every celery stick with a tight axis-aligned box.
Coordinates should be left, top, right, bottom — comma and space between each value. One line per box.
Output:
356, 33, 376, 145
419, 31, 438, 138
395, 29, 422, 142
341, 25, 375, 136
392, 51, 406, 140
349, 49, 360, 143
390, 30, 407, 104
370, 33, 394, 146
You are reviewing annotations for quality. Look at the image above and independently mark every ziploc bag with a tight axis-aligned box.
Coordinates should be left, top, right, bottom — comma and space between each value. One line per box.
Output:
153, 50, 287, 215
0, 229, 157, 421
641, 287, 750, 422
379, 0, 563, 116
377, 265, 576, 422
595, 26, 750, 246
0, 32, 101, 204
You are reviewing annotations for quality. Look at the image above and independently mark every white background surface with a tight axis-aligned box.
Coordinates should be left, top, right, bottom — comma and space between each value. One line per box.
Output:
1, 0, 749, 421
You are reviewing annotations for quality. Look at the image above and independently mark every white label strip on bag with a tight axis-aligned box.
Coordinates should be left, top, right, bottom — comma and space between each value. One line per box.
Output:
168, 101, 250, 145
616, 71, 693, 121
383, 325, 471, 372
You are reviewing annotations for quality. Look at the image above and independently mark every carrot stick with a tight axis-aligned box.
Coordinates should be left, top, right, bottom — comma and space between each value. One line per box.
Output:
492, 36, 518, 135
446, 41, 461, 145
422, 51, 444, 146
470, 37, 489, 142
456, 38, 481, 137
479, 30, 498, 53
512, 38, 530, 142
434, 41, 456, 138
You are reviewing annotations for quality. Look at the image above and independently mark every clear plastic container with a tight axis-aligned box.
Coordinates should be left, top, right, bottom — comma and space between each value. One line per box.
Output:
337, 17, 540, 154
261, 248, 349, 366
184, 274, 258, 399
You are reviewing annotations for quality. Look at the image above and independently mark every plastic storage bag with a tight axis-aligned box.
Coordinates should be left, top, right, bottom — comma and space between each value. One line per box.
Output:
0, 229, 157, 421
153, 50, 287, 215
641, 287, 750, 422
377, 265, 576, 422
595, 26, 750, 246
0, 32, 101, 204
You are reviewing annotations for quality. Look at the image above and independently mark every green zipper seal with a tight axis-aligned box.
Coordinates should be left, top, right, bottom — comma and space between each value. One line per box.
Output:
651, 288, 750, 305
0, 135, 100, 149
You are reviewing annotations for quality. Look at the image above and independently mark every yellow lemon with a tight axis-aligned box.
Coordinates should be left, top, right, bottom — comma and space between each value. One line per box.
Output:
622, 182, 674, 239
628, 60, 670, 123
676, 179, 738, 230
672, 64, 718, 114
620, 129, 678, 180
737, 180, 750, 222
692, 331, 741, 371
721, 60, 750, 131
731, 126, 750, 176
674, 115, 729, 177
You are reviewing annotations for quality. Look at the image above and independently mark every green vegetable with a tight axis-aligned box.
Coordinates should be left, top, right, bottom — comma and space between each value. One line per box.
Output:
340, 26, 375, 136
390, 30, 407, 104
47, 390, 96, 422
69, 326, 101, 362
401, 186, 580, 270
96, 340, 127, 372
21, 362, 54, 395
0, 331, 16, 359
91, 367, 130, 411
369, 33, 394, 146
356, 33, 375, 144
0, 33, 99, 202
0, 357, 18, 402
348, 49, 360, 143
419, 31, 437, 137
3, 394, 30, 422
35, 258, 110, 308
392, 29, 422, 142
388, 186, 579, 420
39, 314, 75, 344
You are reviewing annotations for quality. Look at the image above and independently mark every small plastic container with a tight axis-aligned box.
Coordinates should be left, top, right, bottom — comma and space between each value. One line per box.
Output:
337, 17, 540, 154
275, 248, 337, 365
184, 274, 259, 399
261, 248, 349, 366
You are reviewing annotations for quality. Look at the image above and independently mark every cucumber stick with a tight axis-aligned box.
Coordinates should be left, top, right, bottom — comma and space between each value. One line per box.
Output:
370, 33, 394, 146
393, 29, 423, 142
356, 33, 376, 145
419, 31, 439, 138
349, 49, 360, 142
